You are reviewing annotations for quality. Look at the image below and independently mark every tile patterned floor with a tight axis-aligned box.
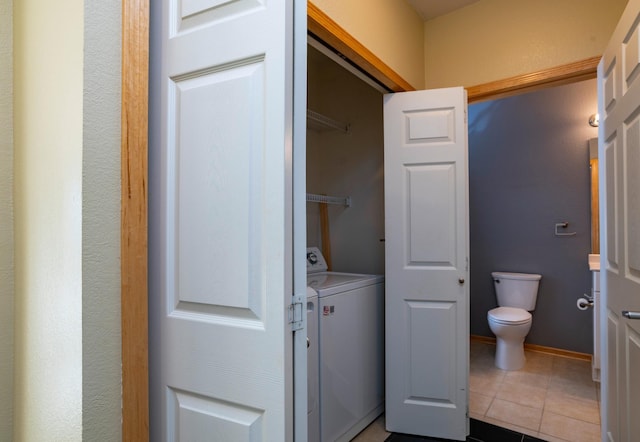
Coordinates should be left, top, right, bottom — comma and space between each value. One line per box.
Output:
469, 341, 601, 442
352, 341, 601, 442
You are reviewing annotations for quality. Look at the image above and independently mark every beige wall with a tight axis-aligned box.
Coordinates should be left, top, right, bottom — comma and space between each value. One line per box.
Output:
0, 0, 14, 438
313, 0, 425, 89
424, 0, 628, 88
13, 0, 122, 440
14, 0, 84, 438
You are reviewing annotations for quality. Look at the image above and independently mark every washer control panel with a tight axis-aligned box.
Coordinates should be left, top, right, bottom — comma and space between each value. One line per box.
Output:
306, 247, 328, 273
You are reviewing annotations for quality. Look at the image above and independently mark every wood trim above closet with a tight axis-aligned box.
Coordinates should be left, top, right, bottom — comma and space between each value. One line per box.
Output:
307, 0, 600, 102
307, 1, 415, 93
466, 56, 601, 103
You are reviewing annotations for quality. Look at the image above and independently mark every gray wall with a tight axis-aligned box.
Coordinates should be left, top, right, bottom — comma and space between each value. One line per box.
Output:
468, 79, 598, 354
308, 47, 597, 354
307, 46, 385, 275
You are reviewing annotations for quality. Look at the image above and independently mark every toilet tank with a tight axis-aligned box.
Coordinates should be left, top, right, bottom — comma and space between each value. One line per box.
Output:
492, 271, 542, 311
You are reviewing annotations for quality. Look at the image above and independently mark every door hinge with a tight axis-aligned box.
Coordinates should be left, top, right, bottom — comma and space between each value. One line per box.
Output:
288, 294, 305, 331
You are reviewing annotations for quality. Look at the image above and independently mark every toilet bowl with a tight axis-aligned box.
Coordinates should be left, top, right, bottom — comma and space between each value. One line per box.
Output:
488, 271, 541, 370
488, 307, 532, 370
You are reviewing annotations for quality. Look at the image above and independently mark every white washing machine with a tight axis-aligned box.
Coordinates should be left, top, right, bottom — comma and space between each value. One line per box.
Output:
306, 247, 385, 442
307, 286, 320, 442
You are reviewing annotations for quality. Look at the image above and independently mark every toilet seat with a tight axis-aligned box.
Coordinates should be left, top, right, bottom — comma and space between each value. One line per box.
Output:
488, 307, 531, 325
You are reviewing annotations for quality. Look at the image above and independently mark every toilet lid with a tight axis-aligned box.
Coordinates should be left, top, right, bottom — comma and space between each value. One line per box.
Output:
488, 307, 531, 325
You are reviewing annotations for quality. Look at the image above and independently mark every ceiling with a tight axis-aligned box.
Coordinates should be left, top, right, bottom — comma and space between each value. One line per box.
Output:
405, 0, 480, 21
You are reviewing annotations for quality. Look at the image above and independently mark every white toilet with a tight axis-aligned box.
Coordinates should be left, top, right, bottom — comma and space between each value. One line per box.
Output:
487, 271, 542, 370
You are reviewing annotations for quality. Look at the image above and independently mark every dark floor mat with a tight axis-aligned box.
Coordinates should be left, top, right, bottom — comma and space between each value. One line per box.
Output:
385, 419, 546, 442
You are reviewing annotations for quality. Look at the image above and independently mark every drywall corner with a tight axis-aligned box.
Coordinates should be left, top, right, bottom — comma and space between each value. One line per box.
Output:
0, 0, 14, 437
82, 0, 122, 439
313, 0, 425, 89
424, 0, 628, 88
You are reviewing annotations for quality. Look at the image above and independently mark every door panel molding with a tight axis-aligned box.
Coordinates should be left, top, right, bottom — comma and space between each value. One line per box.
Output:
120, 1, 604, 438
599, 0, 640, 439
384, 87, 469, 440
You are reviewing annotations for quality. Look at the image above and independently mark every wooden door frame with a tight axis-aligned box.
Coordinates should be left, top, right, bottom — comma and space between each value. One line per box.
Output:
120, 1, 600, 438
122, 0, 149, 440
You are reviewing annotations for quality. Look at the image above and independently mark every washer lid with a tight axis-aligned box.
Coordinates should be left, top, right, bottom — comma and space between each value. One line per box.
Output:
307, 273, 371, 290
306, 271, 384, 297
488, 307, 531, 324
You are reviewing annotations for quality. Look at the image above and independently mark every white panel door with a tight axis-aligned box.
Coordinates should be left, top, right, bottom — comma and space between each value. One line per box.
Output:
384, 88, 469, 441
599, 0, 640, 440
148, 0, 306, 440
